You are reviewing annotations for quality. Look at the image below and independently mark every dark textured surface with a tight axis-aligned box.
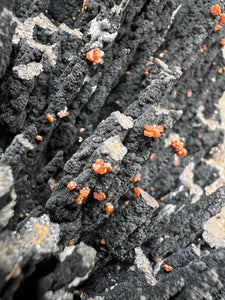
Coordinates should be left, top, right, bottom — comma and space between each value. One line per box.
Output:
0, 0, 225, 299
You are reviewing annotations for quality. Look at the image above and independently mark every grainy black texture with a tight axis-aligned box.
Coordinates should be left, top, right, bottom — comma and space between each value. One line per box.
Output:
0, 0, 225, 300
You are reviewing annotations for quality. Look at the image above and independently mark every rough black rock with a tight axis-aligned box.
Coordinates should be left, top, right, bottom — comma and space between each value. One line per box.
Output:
0, 1, 225, 300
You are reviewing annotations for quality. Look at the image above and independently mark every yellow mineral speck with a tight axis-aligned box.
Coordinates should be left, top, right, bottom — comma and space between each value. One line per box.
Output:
101, 136, 127, 161
31, 224, 49, 244
143, 264, 147, 269
179, 162, 203, 203
108, 140, 121, 155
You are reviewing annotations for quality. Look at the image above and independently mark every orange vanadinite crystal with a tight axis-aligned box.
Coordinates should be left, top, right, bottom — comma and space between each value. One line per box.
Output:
171, 140, 187, 157
92, 159, 112, 175
76, 195, 84, 204
202, 44, 207, 51
186, 91, 192, 98
69, 239, 74, 245
57, 110, 69, 118
150, 153, 156, 161
93, 192, 106, 201
92, 159, 104, 172
35, 135, 43, 141
144, 67, 150, 77
219, 14, 225, 24
46, 113, 54, 123
134, 187, 141, 198
176, 148, 187, 157
81, 0, 87, 12
213, 25, 222, 32
220, 38, 225, 46
80, 187, 91, 198
144, 125, 163, 138
50, 183, 56, 190
105, 202, 113, 215
155, 257, 163, 263
67, 181, 77, 191
218, 68, 223, 74
12, 283, 20, 292
171, 140, 184, 151
173, 160, 179, 167
10, 263, 20, 276
76, 187, 91, 204
131, 173, 141, 183
163, 264, 173, 272
86, 48, 104, 64
210, 5, 221, 16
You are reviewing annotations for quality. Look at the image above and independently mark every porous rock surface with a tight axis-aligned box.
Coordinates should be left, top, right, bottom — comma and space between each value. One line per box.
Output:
1, 0, 225, 299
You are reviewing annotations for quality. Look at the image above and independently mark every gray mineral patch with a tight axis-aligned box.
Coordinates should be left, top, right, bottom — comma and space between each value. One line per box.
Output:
58, 23, 83, 39
112, 111, 134, 129
15, 134, 33, 149
203, 206, 225, 249
140, 190, 159, 208
88, 18, 117, 48
0, 166, 14, 198
0, 166, 16, 229
76, 242, 97, 269
18, 214, 60, 259
13, 62, 43, 80
101, 135, 127, 161
134, 247, 157, 285
0, 214, 60, 275
59, 245, 76, 262
12, 13, 82, 79
68, 242, 96, 288
0, 194, 16, 230
44, 289, 73, 300
111, 0, 130, 14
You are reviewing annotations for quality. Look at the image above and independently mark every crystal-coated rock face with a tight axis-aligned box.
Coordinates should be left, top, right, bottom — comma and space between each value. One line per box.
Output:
1, 0, 225, 299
